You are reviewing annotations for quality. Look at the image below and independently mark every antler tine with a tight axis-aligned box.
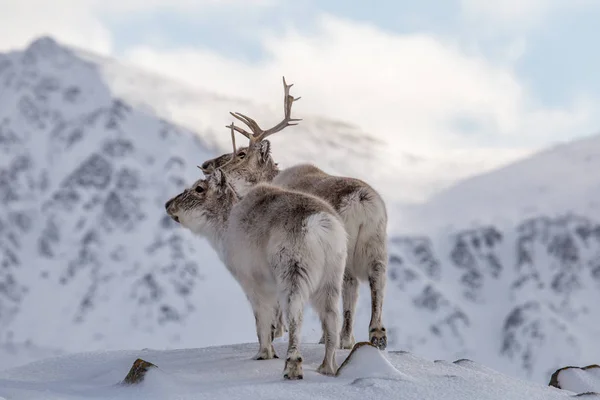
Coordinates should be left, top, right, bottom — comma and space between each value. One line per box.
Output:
225, 77, 302, 146
226, 122, 252, 140
230, 123, 237, 154
229, 112, 263, 140
219, 122, 239, 170
257, 76, 302, 141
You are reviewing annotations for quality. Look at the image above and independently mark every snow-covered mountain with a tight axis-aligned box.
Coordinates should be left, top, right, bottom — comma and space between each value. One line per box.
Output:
385, 212, 600, 383
384, 132, 600, 383
0, 36, 252, 354
2, 36, 600, 387
403, 133, 600, 232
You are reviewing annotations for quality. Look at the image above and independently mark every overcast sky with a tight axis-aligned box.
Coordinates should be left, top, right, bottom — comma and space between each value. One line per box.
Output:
1, 0, 599, 154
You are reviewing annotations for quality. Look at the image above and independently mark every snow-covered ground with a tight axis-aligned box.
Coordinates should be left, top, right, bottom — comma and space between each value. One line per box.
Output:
0, 343, 63, 372
0, 342, 586, 400
552, 365, 600, 394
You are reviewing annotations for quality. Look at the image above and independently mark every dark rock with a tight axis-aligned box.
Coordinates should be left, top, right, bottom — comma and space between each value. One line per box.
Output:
121, 358, 157, 385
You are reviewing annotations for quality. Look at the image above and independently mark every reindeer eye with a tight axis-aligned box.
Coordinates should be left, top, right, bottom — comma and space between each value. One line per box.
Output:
194, 186, 204, 193
237, 151, 246, 159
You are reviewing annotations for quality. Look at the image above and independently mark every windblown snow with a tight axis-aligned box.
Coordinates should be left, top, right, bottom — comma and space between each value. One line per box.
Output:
0, 343, 588, 400
1, 35, 600, 392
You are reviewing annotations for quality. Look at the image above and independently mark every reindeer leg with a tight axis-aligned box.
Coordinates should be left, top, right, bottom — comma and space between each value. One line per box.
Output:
282, 289, 305, 380
271, 302, 286, 340
251, 297, 279, 360
340, 272, 359, 349
313, 282, 341, 376
368, 261, 387, 350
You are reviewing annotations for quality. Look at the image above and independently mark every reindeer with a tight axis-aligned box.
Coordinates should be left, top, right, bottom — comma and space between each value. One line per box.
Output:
199, 78, 388, 350
165, 129, 347, 379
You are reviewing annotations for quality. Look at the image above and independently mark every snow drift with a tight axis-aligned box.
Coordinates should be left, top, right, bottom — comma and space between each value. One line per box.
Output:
0, 342, 589, 400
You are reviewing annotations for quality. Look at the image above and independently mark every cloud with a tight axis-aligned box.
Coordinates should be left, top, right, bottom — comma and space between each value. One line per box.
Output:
0, 0, 273, 54
460, 0, 598, 29
1, 3, 597, 154
125, 15, 598, 152
0, 1, 113, 54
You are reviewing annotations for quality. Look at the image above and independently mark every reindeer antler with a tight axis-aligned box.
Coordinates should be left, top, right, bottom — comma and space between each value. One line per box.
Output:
198, 121, 240, 174
218, 122, 239, 170
226, 76, 301, 144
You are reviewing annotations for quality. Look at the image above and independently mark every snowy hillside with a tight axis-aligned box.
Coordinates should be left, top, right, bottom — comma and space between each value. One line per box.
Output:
384, 134, 600, 383
385, 214, 600, 383
403, 132, 600, 231
0, 36, 263, 354
2, 35, 600, 389
0, 343, 587, 400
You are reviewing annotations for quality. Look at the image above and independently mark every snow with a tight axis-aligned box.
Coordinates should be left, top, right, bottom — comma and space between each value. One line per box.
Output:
404, 132, 600, 232
0, 343, 63, 372
335, 343, 408, 380
0, 343, 586, 400
553, 366, 600, 394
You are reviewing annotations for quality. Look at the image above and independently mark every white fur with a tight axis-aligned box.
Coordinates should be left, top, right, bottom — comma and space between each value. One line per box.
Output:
169, 180, 347, 379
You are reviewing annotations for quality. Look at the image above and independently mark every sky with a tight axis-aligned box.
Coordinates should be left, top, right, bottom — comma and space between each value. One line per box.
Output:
1, 0, 599, 154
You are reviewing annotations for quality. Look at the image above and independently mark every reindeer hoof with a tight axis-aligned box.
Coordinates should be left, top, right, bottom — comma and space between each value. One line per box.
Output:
283, 372, 304, 380
369, 327, 387, 350
254, 347, 278, 360
284, 357, 303, 380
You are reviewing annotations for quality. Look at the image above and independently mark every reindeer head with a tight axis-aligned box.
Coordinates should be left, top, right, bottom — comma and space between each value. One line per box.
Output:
164, 168, 238, 236
198, 77, 301, 195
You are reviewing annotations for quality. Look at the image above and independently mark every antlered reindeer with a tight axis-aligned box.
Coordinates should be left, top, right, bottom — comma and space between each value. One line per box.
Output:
200, 78, 388, 350
165, 129, 347, 379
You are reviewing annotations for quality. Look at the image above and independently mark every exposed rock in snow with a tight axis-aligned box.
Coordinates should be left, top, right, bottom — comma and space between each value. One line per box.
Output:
0, 343, 591, 400
549, 364, 600, 394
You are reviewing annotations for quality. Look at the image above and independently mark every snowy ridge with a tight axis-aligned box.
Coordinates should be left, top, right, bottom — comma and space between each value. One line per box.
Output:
0, 343, 590, 399
384, 213, 600, 383
0, 342, 63, 372
404, 132, 600, 231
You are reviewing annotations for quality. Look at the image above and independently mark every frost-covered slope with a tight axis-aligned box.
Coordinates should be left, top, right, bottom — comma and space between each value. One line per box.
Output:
404, 133, 600, 231
383, 134, 600, 384
0, 343, 585, 400
0, 36, 261, 353
385, 214, 600, 384
0, 343, 63, 372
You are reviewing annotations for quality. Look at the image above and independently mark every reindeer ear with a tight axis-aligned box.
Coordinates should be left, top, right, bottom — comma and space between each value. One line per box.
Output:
258, 140, 271, 163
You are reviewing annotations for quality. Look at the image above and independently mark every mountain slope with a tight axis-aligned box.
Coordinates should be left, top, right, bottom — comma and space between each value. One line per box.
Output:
381, 136, 600, 383
402, 133, 600, 231
385, 213, 600, 383
0, 36, 259, 352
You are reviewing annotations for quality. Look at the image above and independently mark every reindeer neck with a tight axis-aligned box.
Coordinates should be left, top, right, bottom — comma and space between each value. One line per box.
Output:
202, 198, 235, 262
